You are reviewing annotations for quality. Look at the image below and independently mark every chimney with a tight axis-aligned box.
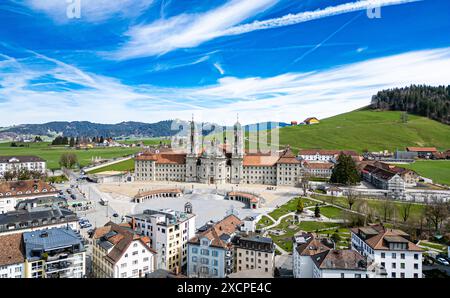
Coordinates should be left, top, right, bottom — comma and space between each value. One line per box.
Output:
131, 217, 136, 230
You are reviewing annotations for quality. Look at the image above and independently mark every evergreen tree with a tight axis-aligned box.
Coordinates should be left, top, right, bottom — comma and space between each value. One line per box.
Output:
69, 137, 75, 147
296, 199, 304, 214
330, 153, 360, 185
314, 204, 321, 218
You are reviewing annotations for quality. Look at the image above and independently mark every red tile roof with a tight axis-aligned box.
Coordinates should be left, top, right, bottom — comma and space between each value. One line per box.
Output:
0, 180, 57, 197
189, 215, 242, 249
406, 147, 438, 152
136, 152, 186, 164
0, 233, 24, 266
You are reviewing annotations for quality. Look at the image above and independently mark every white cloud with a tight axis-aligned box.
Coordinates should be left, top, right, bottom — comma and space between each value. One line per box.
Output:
109, 0, 278, 60
23, 0, 154, 23
1, 48, 450, 126
110, 0, 419, 60
213, 63, 225, 75
221, 0, 420, 36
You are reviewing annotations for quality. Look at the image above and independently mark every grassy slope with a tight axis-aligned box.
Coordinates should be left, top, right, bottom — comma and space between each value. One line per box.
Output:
277, 110, 450, 153
0, 142, 141, 170
397, 160, 450, 186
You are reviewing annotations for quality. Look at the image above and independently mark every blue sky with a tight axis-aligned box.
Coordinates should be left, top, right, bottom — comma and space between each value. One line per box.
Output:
0, 0, 449, 125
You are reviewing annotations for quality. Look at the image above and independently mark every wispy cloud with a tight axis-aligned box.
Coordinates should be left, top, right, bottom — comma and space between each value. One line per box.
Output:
108, 0, 279, 60
213, 62, 225, 75
21, 0, 154, 23
1, 47, 450, 126
110, 0, 419, 60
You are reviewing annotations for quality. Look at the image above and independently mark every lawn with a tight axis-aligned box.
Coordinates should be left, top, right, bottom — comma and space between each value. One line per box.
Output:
397, 160, 450, 186
318, 206, 344, 219
87, 158, 135, 174
268, 216, 341, 252
256, 215, 275, 230
418, 241, 448, 253
0, 142, 141, 170
268, 197, 317, 220
276, 110, 450, 153
311, 194, 426, 222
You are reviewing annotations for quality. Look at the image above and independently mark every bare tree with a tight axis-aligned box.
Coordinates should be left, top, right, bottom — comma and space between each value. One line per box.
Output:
381, 198, 394, 222
345, 188, 359, 210
424, 197, 449, 233
399, 201, 413, 223
299, 172, 310, 197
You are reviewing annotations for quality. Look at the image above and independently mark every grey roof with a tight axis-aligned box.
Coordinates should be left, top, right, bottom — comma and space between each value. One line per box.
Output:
241, 235, 273, 244
23, 227, 84, 260
15, 196, 68, 210
0, 155, 45, 163
0, 207, 77, 232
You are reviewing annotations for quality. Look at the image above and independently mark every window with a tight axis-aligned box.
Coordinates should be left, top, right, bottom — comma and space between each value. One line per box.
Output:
121, 272, 127, 278
212, 251, 219, 257
400, 273, 405, 278
400, 263, 405, 269
414, 263, 419, 270
400, 253, 405, 259
392, 253, 396, 259
381, 252, 385, 258
121, 263, 127, 268
392, 263, 396, 269
414, 273, 419, 278
192, 248, 198, 254
391, 272, 396, 278
192, 256, 197, 262
132, 260, 138, 265
341, 273, 345, 278
414, 254, 419, 260
355, 274, 362, 278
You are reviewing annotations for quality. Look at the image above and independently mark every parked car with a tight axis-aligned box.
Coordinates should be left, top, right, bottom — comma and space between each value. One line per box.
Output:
66, 189, 72, 194
70, 194, 77, 200
112, 213, 119, 218
436, 257, 449, 266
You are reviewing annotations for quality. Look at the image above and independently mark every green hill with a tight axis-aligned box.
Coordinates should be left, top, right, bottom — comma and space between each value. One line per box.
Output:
276, 110, 450, 152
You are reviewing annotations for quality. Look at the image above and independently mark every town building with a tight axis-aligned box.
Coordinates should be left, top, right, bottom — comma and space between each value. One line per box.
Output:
23, 227, 86, 278
293, 233, 385, 278
187, 214, 242, 278
0, 206, 78, 236
406, 147, 438, 159
303, 161, 334, 178
234, 235, 275, 276
361, 164, 406, 199
91, 222, 157, 278
0, 233, 25, 278
303, 117, 320, 125
0, 156, 46, 178
298, 149, 362, 162
134, 119, 303, 186
351, 225, 423, 278
0, 180, 58, 214
125, 206, 196, 272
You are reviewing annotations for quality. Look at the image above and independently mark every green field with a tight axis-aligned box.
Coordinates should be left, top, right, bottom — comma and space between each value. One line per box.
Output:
397, 160, 450, 186
276, 110, 450, 153
318, 206, 345, 219
0, 142, 141, 170
117, 138, 168, 146
87, 159, 135, 174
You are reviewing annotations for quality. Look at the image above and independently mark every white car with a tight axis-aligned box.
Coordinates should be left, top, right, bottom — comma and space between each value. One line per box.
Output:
437, 257, 449, 266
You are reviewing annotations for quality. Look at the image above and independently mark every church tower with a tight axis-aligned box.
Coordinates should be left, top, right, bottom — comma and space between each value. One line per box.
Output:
231, 115, 244, 184
186, 115, 199, 182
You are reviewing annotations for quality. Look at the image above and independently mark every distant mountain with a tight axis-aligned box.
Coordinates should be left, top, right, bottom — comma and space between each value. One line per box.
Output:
0, 120, 288, 139
1, 120, 180, 138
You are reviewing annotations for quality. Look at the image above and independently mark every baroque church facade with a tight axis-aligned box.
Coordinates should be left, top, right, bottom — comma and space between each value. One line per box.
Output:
134, 119, 303, 186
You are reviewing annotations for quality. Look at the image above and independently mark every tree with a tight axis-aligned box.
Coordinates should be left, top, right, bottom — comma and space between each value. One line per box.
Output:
399, 201, 413, 222
296, 199, 304, 214
314, 204, 321, 218
299, 172, 310, 196
3, 170, 16, 181
10, 142, 17, 147
331, 232, 341, 243
69, 137, 75, 147
330, 153, 360, 185
59, 153, 78, 169
424, 198, 449, 233
17, 169, 32, 180
345, 188, 359, 210
381, 198, 394, 222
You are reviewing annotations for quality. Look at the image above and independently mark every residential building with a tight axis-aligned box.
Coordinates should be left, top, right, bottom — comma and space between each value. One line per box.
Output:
406, 147, 438, 159
234, 235, 275, 276
91, 222, 157, 278
351, 225, 423, 278
125, 206, 196, 272
303, 117, 320, 125
293, 233, 385, 278
361, 164, 406, 199
0, 206, 78, 236
0, 233, 25, 278
134, 119, 303, 186
0, 180, 58, 214
0, 156, 46, 178
187, 214, 242, 278
23, 227, 86, 278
